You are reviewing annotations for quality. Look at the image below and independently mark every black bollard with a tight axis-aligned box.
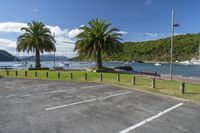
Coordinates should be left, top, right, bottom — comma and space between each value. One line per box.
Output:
6, 71, 9, 76
152, 78, 155, 88
100, 74, 103, 81
84, 73, 87, 80
25, 71, 27, 77
180, 82, 185, 94
35, 72, 37, 77
58, 72, 60, 79
70, 73, 73, 79
46, 72, 48, 78
132, 76, 136, 85
117, 74, 120, 82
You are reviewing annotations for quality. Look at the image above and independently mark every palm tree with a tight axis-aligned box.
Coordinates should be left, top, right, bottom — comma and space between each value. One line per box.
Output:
74, 18, 122, 70
17, 21, 56, 68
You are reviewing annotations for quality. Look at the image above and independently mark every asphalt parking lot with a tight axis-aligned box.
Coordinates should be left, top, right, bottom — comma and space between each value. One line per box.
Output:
0, 78, 200, 133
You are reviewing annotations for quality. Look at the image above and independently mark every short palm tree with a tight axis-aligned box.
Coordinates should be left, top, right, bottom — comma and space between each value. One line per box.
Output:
74, 18, 122, 70
17, 21, 56, 68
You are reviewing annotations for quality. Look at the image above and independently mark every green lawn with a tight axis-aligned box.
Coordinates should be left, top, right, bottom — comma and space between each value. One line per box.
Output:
1, 70, 200, 102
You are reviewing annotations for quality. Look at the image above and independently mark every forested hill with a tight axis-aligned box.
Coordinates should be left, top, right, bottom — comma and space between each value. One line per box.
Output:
74, 33, 200, 62
0, 50, 18, 61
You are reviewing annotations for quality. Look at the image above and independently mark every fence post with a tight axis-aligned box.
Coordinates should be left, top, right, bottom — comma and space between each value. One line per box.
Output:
6, 71, 9, 76
180, 82, 185, 94
152, 78, 155, 88
25, 71, 27, 77
58, 72, 60, 79
15, 71, 18, 76
70, 73, 73, 79
100, 74, 103, 81
117, 74, 120, 82
84, 73, 87, 80
46, 72, 48, 78
132, 76, 136, 85
35, 71, 37, 77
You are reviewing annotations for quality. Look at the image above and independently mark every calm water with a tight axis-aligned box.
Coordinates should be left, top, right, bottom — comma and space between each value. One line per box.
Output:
0, 61, 200, 78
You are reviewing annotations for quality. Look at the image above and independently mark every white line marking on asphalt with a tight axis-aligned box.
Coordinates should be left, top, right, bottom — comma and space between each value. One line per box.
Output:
2, 85, 107, 98
20, 94, 31, 97
45, 91, 132, 111
40, 85, 107, 95
118, 103, 184, 133
5, 94, 19, 98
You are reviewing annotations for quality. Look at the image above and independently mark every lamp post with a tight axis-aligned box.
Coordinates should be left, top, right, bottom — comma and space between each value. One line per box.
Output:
170, 9, 179, 80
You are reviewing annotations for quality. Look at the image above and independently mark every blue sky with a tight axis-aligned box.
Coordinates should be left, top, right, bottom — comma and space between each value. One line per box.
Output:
0, 0, 200, 57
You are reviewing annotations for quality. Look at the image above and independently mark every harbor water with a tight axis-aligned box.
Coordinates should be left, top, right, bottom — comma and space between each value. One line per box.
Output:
0, 61, 200, 78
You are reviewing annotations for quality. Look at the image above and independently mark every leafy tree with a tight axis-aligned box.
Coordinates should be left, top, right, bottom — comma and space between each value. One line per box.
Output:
74, 18, 122, 69
17, 21, 56, 68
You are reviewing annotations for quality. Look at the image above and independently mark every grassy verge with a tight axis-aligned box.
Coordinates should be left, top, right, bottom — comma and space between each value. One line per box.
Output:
0, 70, 200, 102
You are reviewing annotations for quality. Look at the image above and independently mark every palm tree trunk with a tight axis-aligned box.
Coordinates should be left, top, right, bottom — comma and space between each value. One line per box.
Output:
35, 49, 41, 68
96, 50, 102, 70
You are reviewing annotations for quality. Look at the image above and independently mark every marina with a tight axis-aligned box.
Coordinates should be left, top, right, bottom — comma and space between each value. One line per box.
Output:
1, 61, 200, 78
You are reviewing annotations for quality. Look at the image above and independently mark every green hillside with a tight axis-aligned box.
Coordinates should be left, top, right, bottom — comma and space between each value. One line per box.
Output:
74, 33, 200, 62
0, 50, 18, 61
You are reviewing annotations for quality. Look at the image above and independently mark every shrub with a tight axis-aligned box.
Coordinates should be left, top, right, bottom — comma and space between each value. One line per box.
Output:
28, 67, 49, 71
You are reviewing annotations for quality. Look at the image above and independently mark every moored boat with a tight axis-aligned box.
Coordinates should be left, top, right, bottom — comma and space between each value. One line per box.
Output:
154, 62, 162, 66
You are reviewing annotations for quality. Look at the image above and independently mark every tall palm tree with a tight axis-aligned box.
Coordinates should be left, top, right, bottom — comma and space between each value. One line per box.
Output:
17, 21, 56, 68
74, 18, 122, 70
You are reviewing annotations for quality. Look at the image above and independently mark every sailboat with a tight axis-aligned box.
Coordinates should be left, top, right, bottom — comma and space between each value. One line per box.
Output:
13, 52, 28, 67
13, 62, 28, 67
58, 50, 70, 68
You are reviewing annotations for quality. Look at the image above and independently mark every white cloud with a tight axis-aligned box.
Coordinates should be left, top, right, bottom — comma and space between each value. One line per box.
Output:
143, 33, 170, 40
131, 32, 170, 42
144, 33, 163, 37
0, 22, 126, 57
116, 31, 128, 35
145, 0, 152, 5
0, 38, 18, 55
0, 22, 26, 33
0, 22, 84, 58
68, 28, 83, 38
30, 8, 38, 12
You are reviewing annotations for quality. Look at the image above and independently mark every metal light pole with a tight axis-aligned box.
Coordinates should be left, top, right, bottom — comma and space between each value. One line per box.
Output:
170, 9, 180, 80
170, 10, 174, 80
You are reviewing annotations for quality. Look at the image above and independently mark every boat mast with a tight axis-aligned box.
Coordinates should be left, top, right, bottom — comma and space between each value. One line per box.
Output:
199, 41, 200, 61
53, 32, 56, 68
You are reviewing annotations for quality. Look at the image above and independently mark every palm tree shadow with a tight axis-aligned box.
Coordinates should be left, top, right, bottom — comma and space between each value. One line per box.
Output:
184, 92, 200, 95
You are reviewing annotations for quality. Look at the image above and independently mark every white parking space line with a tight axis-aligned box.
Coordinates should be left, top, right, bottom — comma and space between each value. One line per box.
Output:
118, 103, 184, 133
1, 85, 107, 98
5, 94, 19, 98
20, 94, 31, 97
42, 85, 107, 94
45, 91, 132, 111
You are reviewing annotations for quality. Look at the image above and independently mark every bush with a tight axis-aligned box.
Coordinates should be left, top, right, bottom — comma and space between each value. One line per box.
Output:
114, 66, 133, 71
87, 67, 115, 73
28, 67, 49, 71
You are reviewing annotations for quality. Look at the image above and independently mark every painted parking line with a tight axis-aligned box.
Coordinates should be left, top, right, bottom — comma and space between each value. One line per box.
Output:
20, 94, 31, 97
1, 85, 107, 98
118, 103, 184, 133
45, 91, 132, 111
5, 94, 19, 98
41, 85, 107, 95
